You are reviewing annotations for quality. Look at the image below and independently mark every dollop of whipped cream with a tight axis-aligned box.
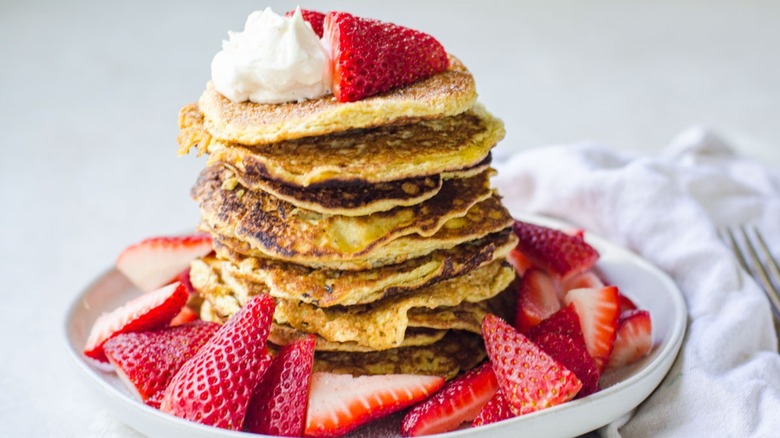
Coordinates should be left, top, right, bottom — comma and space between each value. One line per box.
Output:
211, 7, 331, 104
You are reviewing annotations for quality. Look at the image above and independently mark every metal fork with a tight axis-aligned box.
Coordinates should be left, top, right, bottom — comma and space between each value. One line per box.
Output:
722, 226, 780, 321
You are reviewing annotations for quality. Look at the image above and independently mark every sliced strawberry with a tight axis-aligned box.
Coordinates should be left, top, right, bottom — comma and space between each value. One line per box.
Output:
481, 314, 582, 416
401, 362, 498, 436
526, 304, 582, 340
512, 220, 599, 281
507, 247, 534, 276
305, 372, 444, 437
245, 334, 316, 436
619, 293, 638, 312
116, 233, 212, 292
84, 282, 188, 362
607, 310, 653, 369
529, 333, 600, 398
170, 306, 199, 327
285, 8, 325, 38
160, 294, 276, 430
103, 321, 218, 408
568, 228, 586, 240
515, 269, 561, 332
472, 390, 514, 427
176, 267, 195, 295
563, 286, 620, 371
323, 12, 449, 102
562, 271, 604, 294
525, 305, 600, 397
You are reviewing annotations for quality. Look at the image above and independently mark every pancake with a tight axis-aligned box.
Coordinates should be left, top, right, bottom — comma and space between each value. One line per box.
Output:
312, 331, 486, 380
196, 56, 477, 146
192, 254, 514, 351
267, 324, 447, 353
272, 261, 515, 350
208, 194, 514, 271
213, 230, 516, 307
219, 160, 492, 217
193, 165, 496, 264
178, 103, 503, 188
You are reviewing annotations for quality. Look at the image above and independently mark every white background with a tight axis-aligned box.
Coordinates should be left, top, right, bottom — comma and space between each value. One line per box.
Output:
1, 0, 778, 436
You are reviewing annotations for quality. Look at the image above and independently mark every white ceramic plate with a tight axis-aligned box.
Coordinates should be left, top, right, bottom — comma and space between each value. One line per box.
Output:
64, 215, 687, 438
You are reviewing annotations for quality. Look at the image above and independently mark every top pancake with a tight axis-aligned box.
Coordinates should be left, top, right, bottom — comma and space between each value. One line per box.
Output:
179, 102, 504, 188
197, 56, 477, 146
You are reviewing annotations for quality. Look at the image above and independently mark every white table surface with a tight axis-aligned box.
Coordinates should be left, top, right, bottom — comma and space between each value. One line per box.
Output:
1, 0, 779, 436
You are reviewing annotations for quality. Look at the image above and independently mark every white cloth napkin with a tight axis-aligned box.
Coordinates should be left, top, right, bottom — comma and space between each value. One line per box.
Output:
494, 128, 780, 437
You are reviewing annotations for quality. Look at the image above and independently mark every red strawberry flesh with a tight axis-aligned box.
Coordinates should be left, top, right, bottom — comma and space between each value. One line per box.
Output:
482, 314, 582, 416
285, 9, 325, 38
529, 333, 600, 398
512, 220, 599, 281
84, 282, 188, 362
324, 12, 449, 102
472, 390, 514, 427
515, 268, 561, 332
103, 321, 219, 408
401, 362, 498, 436
607, 309, 653, 369
160, 294, 275, 430
305, 372, 444, 437
116, 233, 212, 292
564, 286, 621, 371
525, 306, 600, 396
244, 334, 316, 436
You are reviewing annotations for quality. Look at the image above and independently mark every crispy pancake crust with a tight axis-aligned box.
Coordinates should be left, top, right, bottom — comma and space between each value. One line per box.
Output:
312, 331, 486, 380
192, 255, 514, 351
272, 262, 514, 350
267, 325, 447, 353
193, 165, 496, 264
215, 230, 517, 307
197, 56, 477, 146
208, 203, 514, 271
219, 160, 492, 216
178, 103, 503, 187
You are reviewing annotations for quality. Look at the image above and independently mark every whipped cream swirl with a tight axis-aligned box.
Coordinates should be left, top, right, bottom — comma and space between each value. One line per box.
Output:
211, 7, 331, 104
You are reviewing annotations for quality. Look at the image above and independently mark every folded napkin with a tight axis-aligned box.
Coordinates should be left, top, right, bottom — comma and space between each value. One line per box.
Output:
494, 128, 780, 437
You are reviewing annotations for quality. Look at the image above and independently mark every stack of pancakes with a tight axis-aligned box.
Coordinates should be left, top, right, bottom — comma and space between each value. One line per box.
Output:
180, 57, 518, 380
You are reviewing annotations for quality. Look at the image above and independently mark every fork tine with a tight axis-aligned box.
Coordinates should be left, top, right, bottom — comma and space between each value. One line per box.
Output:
725, 227, 750, 272
739, 226, 780, 318
754, 229, 780, 286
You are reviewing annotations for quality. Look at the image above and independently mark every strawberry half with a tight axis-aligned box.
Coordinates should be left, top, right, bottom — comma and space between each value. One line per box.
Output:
244, 334, 316, 436
529, 333, 600, 398
562, 271, 605, 294
170, 306, 199, 327
564, 286, 620, 371
84, 282, 188, 362
323, 12, 449, 102
103, 321, 219, 408
116, 233, 212, 292
285, 8, 325, 38
160, 294, 276, 430
305, 372, 444, 437
526, 304, 582, 340
515, 268, 561, 332
619, 293, 638, 312
512, 220, 599, 281
482, 314, 582, 416
507, 247, 534, 276
472, 390, 514, 427
607, 310, 653, 369
401, 362, 499, 436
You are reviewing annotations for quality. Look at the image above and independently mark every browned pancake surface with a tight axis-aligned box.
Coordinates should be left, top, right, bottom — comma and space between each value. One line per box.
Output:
197, 57, 477, 146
